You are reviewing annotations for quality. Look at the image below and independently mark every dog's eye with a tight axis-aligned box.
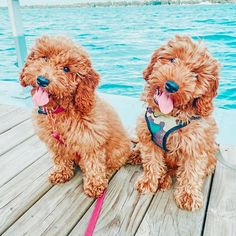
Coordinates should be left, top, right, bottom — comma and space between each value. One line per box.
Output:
63, 67, 70, 73
41, 56, 48, 62
169, 58, 176, 63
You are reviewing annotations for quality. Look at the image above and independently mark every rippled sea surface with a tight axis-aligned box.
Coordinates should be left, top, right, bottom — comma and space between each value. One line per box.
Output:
0, 4, 236, 109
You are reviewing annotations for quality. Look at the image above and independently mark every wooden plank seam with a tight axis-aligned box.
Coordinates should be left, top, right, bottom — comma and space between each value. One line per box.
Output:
200, 174, 215, 236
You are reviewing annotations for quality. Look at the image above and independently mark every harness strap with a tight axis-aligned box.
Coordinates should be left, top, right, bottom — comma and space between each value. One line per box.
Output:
84, 190, 106, 236
145, 107, 200, 152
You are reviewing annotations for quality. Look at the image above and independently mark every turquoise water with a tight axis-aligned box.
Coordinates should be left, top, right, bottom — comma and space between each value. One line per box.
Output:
0, 4, 236, 109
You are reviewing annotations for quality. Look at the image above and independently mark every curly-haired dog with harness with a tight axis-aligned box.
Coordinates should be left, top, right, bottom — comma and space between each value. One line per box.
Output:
135, 35, 219, 211
20, 35, 134, 198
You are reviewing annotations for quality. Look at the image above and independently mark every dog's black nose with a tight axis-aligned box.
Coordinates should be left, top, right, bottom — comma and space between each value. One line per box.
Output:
37, 76, 49, 87
165, 80, 179, 93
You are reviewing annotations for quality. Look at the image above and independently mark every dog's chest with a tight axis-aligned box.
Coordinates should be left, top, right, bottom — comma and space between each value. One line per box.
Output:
35, 114, 76, 141
35, 112, 95, 148
145, 108, 188, 152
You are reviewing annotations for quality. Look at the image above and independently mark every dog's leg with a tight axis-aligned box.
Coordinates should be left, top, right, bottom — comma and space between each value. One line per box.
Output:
106, 141, 133, 178
135, 142, 170, 194
81, 149, 108, 198
134, 116, 171, 194
205, 141, 218, 176
174, 151, 208, 211
48, 154, 75, 184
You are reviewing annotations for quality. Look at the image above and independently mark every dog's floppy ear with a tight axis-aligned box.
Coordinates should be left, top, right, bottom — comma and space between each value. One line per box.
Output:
143, 49, 161, 81
20, 35, 49, 87
74, 66, 99, 115
19, 50, 35, 87
194, 74, 219, 117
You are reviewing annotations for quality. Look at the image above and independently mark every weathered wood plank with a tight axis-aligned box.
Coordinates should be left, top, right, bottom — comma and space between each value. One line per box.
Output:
0, 104, 18, 116
0, 154, 52, 234
69, 165, 154, 236
0, 119, 35, 156
203, 146, 236, 236
0, 107, 30, 134
0, 135, 47, 187
3, 170, 95, 236
135, 176, 212, 236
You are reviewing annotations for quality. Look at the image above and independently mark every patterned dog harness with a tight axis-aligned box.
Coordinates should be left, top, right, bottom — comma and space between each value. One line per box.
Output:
145, 107, 198, 152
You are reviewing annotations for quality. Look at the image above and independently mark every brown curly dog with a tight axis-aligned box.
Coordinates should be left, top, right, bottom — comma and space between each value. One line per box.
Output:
20, 35, 133, 198
135, 35, 219, 211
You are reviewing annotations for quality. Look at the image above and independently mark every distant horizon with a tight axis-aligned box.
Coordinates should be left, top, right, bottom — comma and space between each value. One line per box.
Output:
1, 0, 235, 7
1, 0, 151, 7
0, 0, 121, 7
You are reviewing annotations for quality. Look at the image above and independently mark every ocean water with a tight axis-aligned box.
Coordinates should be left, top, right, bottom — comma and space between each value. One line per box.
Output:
0, 4, 236, 109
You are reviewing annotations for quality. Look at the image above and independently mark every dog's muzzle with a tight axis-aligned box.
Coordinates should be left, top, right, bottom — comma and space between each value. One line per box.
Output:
37, 76, 50, 87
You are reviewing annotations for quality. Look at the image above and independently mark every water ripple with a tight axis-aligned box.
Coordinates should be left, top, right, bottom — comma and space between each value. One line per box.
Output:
0, 4, 236, 109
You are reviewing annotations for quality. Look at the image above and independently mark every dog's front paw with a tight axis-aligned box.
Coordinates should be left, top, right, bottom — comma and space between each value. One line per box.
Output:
174, 188, 203, 211
84, 177, 108, 198
48, 168, 74, 184
135, 176, 158, 194
158, 174, 172, 192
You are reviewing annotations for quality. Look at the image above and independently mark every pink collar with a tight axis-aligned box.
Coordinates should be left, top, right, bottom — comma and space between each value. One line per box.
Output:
38, 106, 65, 115
53, 106, 65, 114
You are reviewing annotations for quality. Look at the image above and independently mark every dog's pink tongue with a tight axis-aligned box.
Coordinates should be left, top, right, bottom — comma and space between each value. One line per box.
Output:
32, 87, 49, 106
156, 91, 173, 114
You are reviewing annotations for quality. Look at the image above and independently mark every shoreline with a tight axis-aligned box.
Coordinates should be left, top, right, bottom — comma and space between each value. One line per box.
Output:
1, 1, 236, 9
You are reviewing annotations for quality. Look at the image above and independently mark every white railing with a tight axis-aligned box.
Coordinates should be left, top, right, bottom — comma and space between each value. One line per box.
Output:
7, 0, 27, 69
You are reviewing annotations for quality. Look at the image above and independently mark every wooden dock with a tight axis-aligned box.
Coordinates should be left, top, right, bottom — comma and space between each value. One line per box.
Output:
0, 104, 235, 236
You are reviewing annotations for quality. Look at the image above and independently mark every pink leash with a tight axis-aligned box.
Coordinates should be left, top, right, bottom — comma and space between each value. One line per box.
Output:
50, 112, 105, 236
84, 190, 106, 236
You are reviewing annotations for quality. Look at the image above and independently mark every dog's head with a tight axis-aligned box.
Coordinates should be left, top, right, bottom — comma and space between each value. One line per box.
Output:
20, 35, 99, 114
143, 35, 220, 117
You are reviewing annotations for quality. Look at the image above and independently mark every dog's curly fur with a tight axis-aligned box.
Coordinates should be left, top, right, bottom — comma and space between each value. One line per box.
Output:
135, 35, 219, 211
20, 35, 133, 198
